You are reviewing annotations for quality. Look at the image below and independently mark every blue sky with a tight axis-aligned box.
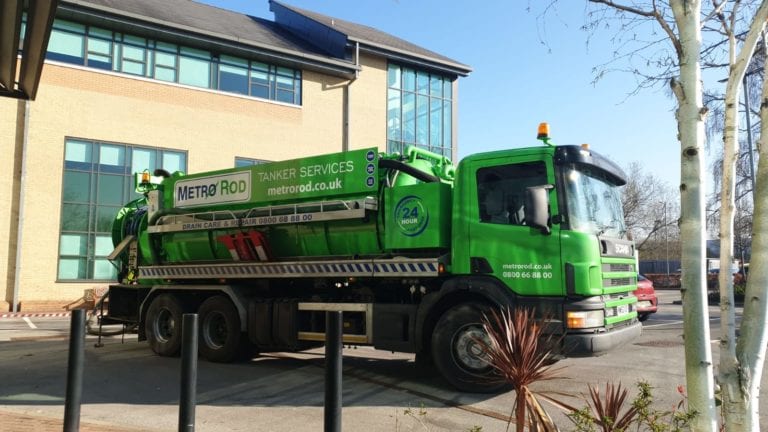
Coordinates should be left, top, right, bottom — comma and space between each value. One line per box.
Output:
201, 0, 681, 188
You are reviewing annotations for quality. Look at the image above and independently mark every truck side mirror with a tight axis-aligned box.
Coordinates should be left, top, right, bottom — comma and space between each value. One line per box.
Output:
524, 185, 553, 235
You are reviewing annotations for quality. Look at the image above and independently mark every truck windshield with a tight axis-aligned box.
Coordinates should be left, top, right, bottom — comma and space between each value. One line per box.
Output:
562, 165, 626, 238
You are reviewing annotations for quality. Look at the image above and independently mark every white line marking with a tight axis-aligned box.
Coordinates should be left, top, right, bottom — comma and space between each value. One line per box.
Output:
23, 317, 38, 329
644, 320, 684, 328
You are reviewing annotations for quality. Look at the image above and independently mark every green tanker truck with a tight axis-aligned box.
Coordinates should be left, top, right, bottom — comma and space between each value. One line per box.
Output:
105, 124, 641, 392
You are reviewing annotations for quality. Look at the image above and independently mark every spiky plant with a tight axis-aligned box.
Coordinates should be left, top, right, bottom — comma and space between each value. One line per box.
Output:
584, 382, 638, 431
478, 306, 569, 432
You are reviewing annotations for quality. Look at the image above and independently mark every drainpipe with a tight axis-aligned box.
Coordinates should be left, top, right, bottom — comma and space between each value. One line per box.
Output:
12, 100, 30, 312
342, 42, 360, 152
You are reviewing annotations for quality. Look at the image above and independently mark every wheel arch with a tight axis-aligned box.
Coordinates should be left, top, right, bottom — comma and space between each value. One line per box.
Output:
414, 276, 517, 354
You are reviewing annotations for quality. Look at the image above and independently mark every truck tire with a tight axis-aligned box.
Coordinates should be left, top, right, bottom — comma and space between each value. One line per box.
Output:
146, 293, 184, 357
198, 296, 244, 363
431, 303, 505, 393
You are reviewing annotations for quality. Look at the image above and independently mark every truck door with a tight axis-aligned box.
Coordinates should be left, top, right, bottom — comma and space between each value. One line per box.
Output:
468, 159, 563, 296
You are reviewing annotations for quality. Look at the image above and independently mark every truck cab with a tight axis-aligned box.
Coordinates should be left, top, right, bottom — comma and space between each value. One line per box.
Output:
450, 144, 639, 354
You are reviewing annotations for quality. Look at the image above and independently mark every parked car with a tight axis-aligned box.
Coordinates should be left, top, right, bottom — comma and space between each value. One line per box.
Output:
634, 274, 658, 321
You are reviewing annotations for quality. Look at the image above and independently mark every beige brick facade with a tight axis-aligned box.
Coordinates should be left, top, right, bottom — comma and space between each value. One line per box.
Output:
1, 53, 387, 311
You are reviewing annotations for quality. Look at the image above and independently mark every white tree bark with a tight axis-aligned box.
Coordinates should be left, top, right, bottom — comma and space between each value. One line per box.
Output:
733, 32, 768, 430
669, 1, 718, 430
717, 4, 768, 430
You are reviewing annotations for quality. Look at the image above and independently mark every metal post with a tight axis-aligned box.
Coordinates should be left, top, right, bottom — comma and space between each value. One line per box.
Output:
324, 311, 343, 432
64, 309, 86, 432
664, 202, 670, 276
179, 314, 198, 432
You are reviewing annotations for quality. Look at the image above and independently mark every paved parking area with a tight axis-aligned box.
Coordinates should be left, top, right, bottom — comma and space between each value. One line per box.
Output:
1, 290, 766, 431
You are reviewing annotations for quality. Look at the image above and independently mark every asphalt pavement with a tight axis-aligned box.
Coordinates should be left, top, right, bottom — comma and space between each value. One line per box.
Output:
1, 290, 766, 431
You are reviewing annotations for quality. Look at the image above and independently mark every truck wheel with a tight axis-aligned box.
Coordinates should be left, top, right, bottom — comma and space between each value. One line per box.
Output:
146, 294, 184, 357
198, 296, 244, 362
431, 303, 505, 393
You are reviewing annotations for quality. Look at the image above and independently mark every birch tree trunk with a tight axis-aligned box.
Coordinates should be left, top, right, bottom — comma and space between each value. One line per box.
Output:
717, 4, 768, 429
669, 1, 717, 430
733, 33, 768, 430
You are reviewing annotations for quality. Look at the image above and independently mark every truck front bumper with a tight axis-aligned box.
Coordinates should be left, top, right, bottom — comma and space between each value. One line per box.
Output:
563, 320, 643, 355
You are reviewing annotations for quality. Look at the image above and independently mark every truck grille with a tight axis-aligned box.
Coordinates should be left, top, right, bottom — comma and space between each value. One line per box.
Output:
602, 263, 634, 272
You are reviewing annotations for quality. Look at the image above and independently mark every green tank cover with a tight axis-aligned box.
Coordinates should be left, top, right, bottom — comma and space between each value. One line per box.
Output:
113, 147, 456, 267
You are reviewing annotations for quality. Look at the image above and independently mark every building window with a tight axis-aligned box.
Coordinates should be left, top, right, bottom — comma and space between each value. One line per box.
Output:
387, 64, 452, 157
58, 139, 187, 281
235, 157, 269, 167
45, 18, 302, 105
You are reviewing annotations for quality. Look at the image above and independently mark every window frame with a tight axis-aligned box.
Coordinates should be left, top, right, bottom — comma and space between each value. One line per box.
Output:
57, 138, 188, 282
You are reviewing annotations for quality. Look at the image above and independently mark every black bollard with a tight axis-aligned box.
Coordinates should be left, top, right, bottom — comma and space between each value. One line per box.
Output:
324, 311, 343, 432
64, 309, 86, 432
179, 314, 198, 432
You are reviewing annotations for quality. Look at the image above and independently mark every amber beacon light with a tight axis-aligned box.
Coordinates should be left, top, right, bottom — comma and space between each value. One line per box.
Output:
537, 122, 554, 146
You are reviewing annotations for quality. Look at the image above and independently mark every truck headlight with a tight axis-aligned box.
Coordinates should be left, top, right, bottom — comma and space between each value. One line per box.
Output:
566, 310, 604, 329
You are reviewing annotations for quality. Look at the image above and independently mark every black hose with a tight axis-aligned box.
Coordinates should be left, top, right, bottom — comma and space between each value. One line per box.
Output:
378, 158, 439, 183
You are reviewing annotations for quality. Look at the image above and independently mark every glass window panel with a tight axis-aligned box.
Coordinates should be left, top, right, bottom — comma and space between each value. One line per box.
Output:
402, 68, 416, 92
53, 19, 85, 33
122, 59, 145, 75
155, 67, 176, 82
156, 41, 177, 53
132, 148, 156, 173
180, 46, 210, 60
121, 44, 145, 62
93, 259, 116, 280
89, 27, 111, 39
417, 72, 429, 95
123, 34, 146, 46
60, 234, 87, 256
179, 55, 210, 88
62, 204, 90, 231
87, 54, 111, 70
416, 94, 429, 145
403, 92, 415, 143
430, 98, 442, 147
88, 37, 111, 56
97, 174, 124, 205
163, 152, 185, 173
96, 206, 119, 232
430, 76, 442, 97
443, 101, 452, 148
155, 50, 175, 67
65, 140, 92, 163
443, 79, 453, 99
276, 89, 294, 103
48, 29, 85, 62
58, 258, 86, 280
387, 89, 401, 141
221, 55, 247, 67
387, 64, 401, 89
94, 235, 114, 256
153, 44, 175, 81
219, 63, 248, 95
250, 84, 269, 99
99, 145, 125, 167
63, 171, 91, 203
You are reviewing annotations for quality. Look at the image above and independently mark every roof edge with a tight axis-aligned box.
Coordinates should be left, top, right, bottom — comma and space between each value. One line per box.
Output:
60, 0, 360, 77
350, 37, 472, 77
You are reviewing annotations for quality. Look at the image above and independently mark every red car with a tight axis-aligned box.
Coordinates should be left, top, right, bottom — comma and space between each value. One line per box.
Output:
634, 274, 658, 321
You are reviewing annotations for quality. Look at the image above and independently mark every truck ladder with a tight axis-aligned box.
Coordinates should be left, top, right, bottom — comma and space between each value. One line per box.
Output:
147, 198, 377, 234
138, 256, 441, 280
